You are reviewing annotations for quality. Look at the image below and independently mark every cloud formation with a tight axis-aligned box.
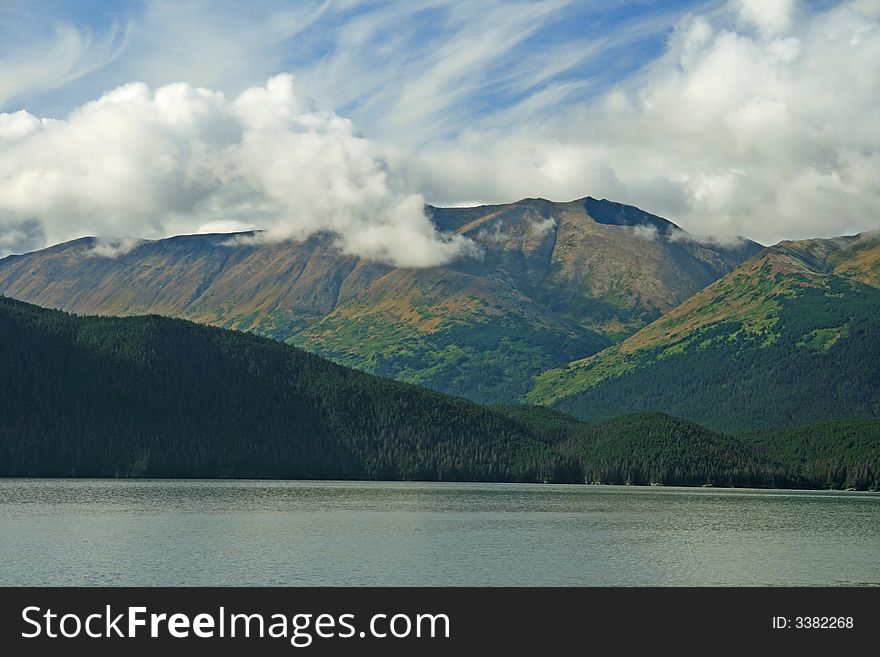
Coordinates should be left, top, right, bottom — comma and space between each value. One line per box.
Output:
1, 0, 879, 254
0, 21, 127, 110
405, 0, 880, 245
0, 74, 474, 266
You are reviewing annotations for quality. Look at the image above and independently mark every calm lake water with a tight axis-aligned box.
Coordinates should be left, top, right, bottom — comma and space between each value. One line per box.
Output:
0, 479, 877, 586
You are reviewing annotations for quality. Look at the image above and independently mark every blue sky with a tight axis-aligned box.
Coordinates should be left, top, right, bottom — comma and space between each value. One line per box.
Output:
1, 0, 713, 124
1, 0, 879, 263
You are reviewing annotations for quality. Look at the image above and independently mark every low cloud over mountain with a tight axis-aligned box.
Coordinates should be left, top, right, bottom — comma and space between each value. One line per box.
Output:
0, 74, 474, 266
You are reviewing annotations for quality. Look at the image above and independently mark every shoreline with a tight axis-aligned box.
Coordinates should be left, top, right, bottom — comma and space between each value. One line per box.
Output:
1, 476, 877, 493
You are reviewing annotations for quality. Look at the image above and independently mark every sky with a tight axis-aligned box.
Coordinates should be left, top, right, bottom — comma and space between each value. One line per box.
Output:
1, 0, 878, 265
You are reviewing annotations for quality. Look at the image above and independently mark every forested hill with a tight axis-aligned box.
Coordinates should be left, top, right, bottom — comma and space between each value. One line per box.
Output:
1, 296, 877, 489
0, 295, 576, 482
527, 233, 880, 431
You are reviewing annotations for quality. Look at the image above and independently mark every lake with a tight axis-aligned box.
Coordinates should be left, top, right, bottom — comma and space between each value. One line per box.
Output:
0, 479, 877, 586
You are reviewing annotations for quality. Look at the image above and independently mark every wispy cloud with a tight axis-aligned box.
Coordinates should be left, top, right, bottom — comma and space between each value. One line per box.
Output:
0, 20, 127, 109
5, 1, 696, 138
403, 0, 880, 244
294, 0, 701, 144
119, 0, 330, 94
2, 0, 879, 253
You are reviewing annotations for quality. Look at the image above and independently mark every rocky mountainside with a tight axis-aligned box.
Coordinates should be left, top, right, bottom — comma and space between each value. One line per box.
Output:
527, 232, 880, 431
0, 196, 761, 402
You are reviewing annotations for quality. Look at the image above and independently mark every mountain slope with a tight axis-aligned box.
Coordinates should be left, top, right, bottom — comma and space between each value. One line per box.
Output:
493, 408, 783, 487
740, 420, 880, 490
0, 197, 761, 402
2, 295, 876, 488
527, 233, 880, 431
0, 295, 578, 481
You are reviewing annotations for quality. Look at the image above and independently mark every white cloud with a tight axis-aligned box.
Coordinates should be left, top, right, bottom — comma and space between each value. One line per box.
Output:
530, 216, 558, 237
2, 1, 878, 252
735, 0, 798, 37
0, 75, 475, 267
197, 220, 256, 234
89, 238, 143, 258
402, 1, 880, 245
475, 221, 507, 245
850, 0, 880, 17
632, 224, 659, 241
668, 228, 747, 248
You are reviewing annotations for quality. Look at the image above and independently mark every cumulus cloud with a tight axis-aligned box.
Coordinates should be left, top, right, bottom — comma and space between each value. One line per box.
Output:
735, 0, 798, 37
2, 1, 878, 254
0, 74, 474, 266
404, 0, 880, 245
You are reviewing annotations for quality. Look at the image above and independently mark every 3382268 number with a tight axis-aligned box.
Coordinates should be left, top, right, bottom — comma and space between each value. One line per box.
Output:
795, 617, 853, 629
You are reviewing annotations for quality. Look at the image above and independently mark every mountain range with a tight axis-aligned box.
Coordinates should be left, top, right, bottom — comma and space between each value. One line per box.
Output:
1, 193, 877, 456
0, 197, 761, 402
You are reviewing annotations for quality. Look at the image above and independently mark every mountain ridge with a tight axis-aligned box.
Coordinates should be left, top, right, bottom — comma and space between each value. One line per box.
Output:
527, 232, 880, 431
0, 196, 762, 402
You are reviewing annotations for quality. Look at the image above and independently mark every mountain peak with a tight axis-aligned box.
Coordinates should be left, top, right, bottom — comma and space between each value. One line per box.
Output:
581, 197, 677, 234
0, 195, 763, 403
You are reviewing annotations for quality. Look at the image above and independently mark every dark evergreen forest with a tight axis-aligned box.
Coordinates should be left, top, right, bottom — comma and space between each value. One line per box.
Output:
1, 296, 877, 489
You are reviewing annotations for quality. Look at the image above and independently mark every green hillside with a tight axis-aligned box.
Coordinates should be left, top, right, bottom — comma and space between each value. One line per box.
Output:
527, 234, 880, 432
741, 420, 880, 490
494, 409, 782, 487
492, 408, 880, 489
